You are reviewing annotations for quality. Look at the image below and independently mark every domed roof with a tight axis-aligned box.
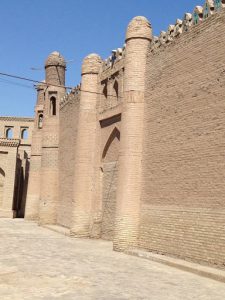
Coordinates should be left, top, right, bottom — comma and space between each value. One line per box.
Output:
45, 51, 66, 68
82, 53, 102, 75
126, 16, 152, 41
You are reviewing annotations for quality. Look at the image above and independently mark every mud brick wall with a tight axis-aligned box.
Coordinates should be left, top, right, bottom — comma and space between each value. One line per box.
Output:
58, 93, 80, 228
140, 11, 225, 268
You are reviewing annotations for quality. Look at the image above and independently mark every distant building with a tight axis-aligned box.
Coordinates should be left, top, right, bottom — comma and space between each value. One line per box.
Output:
0, 117, 33, 218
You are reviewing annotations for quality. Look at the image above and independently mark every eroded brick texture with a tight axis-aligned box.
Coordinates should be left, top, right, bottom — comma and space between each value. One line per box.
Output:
58, 92, 80, 228
140, 10, 225, 268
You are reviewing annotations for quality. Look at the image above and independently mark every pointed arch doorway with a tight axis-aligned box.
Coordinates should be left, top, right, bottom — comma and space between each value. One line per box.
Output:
101, 127, 120, 240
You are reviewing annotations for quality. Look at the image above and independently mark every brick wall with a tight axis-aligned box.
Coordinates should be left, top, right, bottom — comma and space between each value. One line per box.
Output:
140, 11, 225, 268
58, 93, 80, 228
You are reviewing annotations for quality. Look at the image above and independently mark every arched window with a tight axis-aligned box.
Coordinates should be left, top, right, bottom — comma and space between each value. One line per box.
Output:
38, 114, 43, 129
6, 128, 13, 139
21, 128, 28, 140
113, 80, 119, 101
50, 96, 57, 116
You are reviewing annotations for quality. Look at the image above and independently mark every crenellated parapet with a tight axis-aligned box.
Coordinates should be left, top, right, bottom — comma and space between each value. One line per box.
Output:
150, 0, 225, 52
60, 84, 81, 110
101, 44, 126, 72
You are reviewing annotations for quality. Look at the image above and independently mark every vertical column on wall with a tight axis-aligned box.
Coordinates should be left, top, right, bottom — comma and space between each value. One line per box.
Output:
25, 83, 45, 220
39, 51, 66, 225
70, 54, 102, 237
113, 17, 152, 251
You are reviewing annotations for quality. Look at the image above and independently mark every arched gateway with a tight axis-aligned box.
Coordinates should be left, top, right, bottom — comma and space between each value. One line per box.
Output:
101, 127, 120, 240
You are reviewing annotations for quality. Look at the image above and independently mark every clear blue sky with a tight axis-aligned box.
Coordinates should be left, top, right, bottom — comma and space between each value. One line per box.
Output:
0, 0, 201, 117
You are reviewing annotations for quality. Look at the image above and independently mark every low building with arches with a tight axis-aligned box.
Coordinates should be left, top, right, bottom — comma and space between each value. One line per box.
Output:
0, 117, 34, 217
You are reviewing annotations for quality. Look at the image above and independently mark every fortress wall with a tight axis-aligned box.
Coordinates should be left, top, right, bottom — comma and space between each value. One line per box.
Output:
58, 93, 80, 228
140, 10, 225, 267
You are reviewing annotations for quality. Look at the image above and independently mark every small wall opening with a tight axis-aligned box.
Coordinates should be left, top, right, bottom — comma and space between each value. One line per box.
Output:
21, 128, 28, 140
38, 114, 43, 129
113, 80, 119, 101
6, 128, 13, 139
103, 83, 108, 100
50, 96, 57, 116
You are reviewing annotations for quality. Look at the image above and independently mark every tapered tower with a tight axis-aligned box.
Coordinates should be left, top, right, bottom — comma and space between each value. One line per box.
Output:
39, 51, 66, 225
70, 54, 102, 237
113, 17, 152, 251
25, 81, 45, 220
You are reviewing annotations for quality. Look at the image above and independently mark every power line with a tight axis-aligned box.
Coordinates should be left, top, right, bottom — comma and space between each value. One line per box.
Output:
0, 72, 73, 90
0, 77, 34, 90
0, 71, 123, 99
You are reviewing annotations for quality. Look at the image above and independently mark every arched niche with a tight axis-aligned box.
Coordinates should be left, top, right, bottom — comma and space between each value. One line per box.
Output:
38, 114, 43, 129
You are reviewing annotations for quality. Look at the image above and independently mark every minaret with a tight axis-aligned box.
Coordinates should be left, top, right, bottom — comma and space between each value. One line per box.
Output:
113, 17, 152, 251
70, 54, 102, 237
25, 81, 45, 220
39, 51, 66, 225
